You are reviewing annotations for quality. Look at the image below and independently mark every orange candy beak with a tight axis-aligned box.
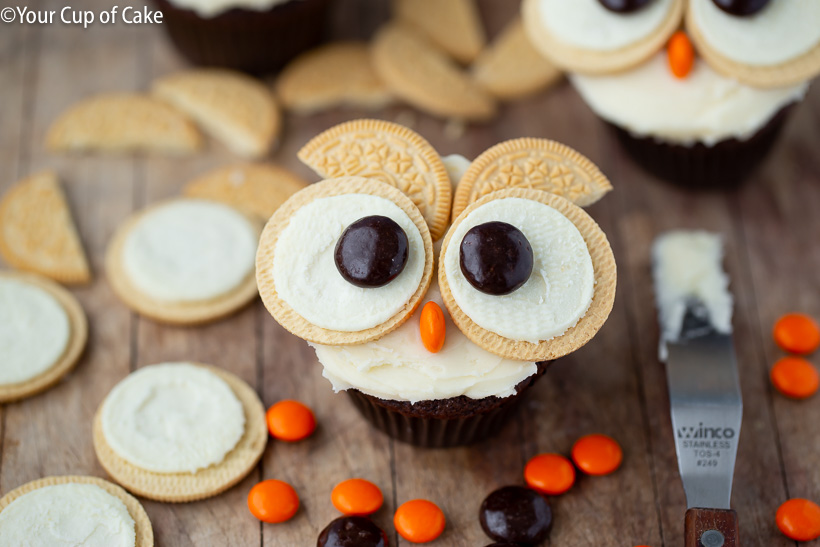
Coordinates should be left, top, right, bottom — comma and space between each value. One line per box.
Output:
668, 30, 695, 79
419, 301, 446, 353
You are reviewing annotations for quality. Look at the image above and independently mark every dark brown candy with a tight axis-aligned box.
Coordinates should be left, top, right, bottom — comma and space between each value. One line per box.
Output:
460, 221, 533, 296
317, 516, 389, 547
597, 0, 654, 13
485, 544, 521, 546
335, 215, 409, 288
712, 0, 770, 16
479, 486, 553, 545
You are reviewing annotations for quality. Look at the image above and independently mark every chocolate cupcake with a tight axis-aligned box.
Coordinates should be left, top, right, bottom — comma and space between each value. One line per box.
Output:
256, 122, 616, 448
523, 0, 820, 189
154, 0, 331, 75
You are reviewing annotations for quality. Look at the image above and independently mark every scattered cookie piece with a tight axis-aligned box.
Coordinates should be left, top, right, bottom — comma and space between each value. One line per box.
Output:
394, 0, 485, 64
183, 163, 309, 221
452, 138, 613, 221
46, 93, 201, 155
277, 42, 393, 114
94, 362, 268, 503
298, 119, 452, 240
0, 171, 91, 284
0, 271, 87, 403
0, 475, 153, 547
371, 23, 496, 122
472, 18, 563, 100
153, 69, 281, 158
106, 198, 261, 326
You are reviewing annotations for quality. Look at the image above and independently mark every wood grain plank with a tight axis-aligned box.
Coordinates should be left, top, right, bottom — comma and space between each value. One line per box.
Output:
735, 87, 820, 530
608, 110, 794, 545
0, 0, 140, 494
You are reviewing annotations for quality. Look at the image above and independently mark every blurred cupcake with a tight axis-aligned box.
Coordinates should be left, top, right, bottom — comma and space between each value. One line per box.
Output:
256, 121, 616, 447
154, 0, 331, 75
523, 0, 820, 188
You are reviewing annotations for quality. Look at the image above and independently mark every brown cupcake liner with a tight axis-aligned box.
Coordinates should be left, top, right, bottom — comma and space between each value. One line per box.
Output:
608, 104, 794, 189
346, 361, 551, 448
153, 0, 331, 75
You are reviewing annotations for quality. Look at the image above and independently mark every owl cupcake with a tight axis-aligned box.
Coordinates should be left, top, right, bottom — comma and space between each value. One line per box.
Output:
523, 0, 820, 188
154, 0, 331, 74
256, 120, 616, 447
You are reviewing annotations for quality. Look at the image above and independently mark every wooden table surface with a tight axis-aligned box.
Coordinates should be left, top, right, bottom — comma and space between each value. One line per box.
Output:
2, 0, 819, 545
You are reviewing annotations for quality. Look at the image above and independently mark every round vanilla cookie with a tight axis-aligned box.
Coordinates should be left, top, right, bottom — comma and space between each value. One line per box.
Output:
256, 177, 435, 346
106, 198, 261, 325
93, 363, 267, 503
439, 188, 616, 362
0, 272, 87, 403
0, 475, 153, 547
522, 0, 685, 75
451, 138, 613, 222
686, 0, 820, 88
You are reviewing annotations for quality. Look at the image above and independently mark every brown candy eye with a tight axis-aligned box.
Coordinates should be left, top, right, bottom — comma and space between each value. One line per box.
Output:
334, 215, 408, 288
479, 486, 553, 545
712, 0, 770, 16
459, 221, 533, 296
597, 0, 654, 13
317, 516, 388, 547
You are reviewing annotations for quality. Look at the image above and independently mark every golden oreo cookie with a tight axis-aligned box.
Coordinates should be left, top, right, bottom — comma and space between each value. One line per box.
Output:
451, 138, 612, 222
256, 177, 435, 346
277, 42, 393, 113
298, 119, 452, 240
685, 4, 820, 88
183, 163, 309, 221
371, 23, 496, 121
0, 475, 154, 546
394, 0, 485, 64
522, 0, 685, 75
46, 93, 201, 154
439, 188, 617, 362
0, 271, 87, 403
106, 199, 261, 326
0, 171, 91, 284
93, 364, 267, 503
472, 17, 563, 100
153, 69, 281, 158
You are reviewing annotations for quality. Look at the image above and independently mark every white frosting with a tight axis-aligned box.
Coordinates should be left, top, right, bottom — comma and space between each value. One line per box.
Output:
122, 199, 257, 303
444, 198, 594, 344
166, 0, 293, 18
311, 279, 537, 404
538, 0, 676, 51
442, 154, 472, 189
691, 0, 820, 66
652, 231, 732, 360
571, 52, 808, 145
0, 483, 135, 547
0, 279, 70, 385
101, 363, 245, 474
272, 194, 426, 332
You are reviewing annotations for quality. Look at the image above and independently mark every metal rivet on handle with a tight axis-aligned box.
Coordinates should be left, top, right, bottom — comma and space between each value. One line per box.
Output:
700, 529, 725, 547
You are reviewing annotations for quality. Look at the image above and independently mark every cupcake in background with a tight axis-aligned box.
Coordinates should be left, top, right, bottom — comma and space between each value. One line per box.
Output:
154, 0, 332, 75
523, 0, 820, 188
255, 120, 616, 447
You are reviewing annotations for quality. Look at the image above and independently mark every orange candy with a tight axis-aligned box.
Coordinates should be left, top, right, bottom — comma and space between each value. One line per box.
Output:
774, 313, 820, 355
572, 434, 623, 476
776, 498, 820, 541
420, 301, 446, 353
394, 499, 446, 543
247, 480, 299, 523
266, 400, 316, 441
667, 31, 694, 79
331, 478, 384, 516
771, 357, 819, 399
524, 453, 576, 496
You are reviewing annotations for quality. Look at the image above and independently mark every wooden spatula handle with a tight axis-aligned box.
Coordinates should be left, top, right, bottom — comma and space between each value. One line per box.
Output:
685, 508, 739, 547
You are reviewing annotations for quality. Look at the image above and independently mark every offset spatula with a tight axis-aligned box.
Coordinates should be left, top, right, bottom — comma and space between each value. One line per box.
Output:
653, 233, 743, 547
